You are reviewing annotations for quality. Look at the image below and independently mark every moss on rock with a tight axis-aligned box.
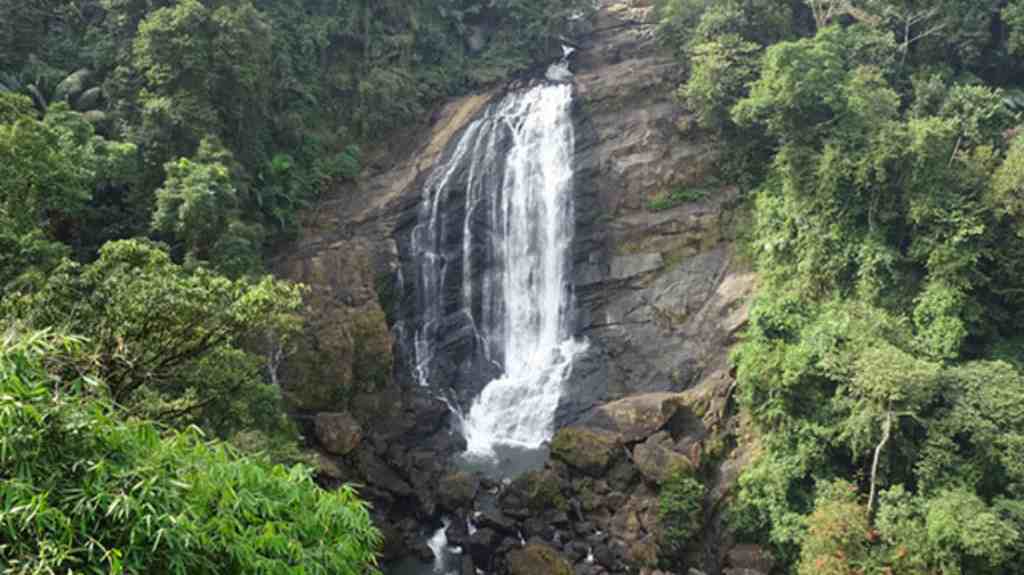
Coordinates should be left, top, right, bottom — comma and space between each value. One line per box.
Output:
507, 544, 573, 575
550, 427, 620, 476
512, 469, 567, 512
350, 305, 393, 392
282, 305, 355, 411
281, 301, 392, 412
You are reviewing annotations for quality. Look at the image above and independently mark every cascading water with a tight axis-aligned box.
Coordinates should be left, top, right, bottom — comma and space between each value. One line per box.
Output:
460, 82, 586, 456
409, 62, 584, 459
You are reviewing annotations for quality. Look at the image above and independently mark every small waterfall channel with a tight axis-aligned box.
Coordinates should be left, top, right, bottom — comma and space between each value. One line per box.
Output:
407, 55, 584, 463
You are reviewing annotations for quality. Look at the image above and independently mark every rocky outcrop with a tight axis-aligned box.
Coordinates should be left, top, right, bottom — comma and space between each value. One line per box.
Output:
273, 1, 760, 573
440, 384, 723, 574
314, 412, 362, 455
562, 0, 754, 423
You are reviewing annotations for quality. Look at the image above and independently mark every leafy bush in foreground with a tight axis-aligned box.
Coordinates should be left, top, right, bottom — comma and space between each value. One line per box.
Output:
0, 329, 381, 575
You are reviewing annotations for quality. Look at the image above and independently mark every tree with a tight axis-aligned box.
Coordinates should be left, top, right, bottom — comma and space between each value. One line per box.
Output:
797, 481, 872, 575
863, 0, 946, 64
876, 486, 1020, 574
682, 34, 760, 132
1006, 0, 1024, 56
0, 111, 94, 236
991, 136, 1024, 223
132, 0, 272, 165
152, 138, 239, 263
6, 239, 303, 441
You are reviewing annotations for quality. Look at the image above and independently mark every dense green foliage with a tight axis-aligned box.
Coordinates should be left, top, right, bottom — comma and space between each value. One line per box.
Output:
0, 2, 596, 570
0, 329, 381, 574
658, 472, 705, 554
657, 0, 1024, 571
0, 0, 590, 273
5, 240, 304, 447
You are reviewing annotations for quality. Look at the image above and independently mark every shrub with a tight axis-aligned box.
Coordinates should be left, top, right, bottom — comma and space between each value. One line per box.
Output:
0, 328, 381, 575
658, 471, 704, 550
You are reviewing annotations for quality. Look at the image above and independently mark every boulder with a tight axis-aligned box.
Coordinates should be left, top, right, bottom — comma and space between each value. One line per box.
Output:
507, 544, 573, 575
505, 468, 567, 512
627, 535, 659, 567
314, 412, 362, 455
82, 110, 107, 126
437, 471, 479, 512
581, 393, 684, 443
411, 541, 434, 561
357, 451, 413, 497
633, 432, 694, 484
475, 510, 517, 535
467, 528, 501, 566
466, 25, 487, 53
523, 516, 553, 539
608, 491, 659, 556
550, 427, 620, 476
316, 452, 348, 481
376, 518, 405, 561
607, 461, 640, 491
445, 518, 470, 547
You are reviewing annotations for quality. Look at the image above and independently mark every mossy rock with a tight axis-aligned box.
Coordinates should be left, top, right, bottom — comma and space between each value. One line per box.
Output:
350, 305, 393, 392
282, 302, 392, 412
634, 438, 695, 484
53, 68, 92, 103
512, 469, 567, 512
550, 427, 620, 476
437, 471, 479, 512
507, 544, 573, 575
282, 305, 355, 411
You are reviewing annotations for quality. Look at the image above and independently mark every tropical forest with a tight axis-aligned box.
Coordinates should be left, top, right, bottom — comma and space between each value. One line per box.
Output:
2, 1, 1024, 575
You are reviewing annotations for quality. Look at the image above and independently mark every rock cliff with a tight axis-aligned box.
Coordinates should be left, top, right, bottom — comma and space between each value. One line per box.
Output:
273, 1, 759, 573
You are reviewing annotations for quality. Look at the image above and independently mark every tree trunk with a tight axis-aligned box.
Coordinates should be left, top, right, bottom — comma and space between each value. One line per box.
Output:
868, 410, 893, 515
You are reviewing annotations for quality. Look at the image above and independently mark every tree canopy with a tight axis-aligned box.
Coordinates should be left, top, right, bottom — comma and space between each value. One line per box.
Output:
0, 329, 381, 574
657, 0, 1024, 571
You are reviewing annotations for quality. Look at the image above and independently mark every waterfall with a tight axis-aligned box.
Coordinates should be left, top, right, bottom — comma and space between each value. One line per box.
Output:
410, 77, 584, 457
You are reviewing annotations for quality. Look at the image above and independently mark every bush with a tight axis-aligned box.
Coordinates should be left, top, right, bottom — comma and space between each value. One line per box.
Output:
0, 328, 381, 575
659, 471, 704, 551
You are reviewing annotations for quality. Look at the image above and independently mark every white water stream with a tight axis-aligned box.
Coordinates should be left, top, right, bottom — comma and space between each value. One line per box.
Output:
460, 82, 584, 456
411, 56, 582, 459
